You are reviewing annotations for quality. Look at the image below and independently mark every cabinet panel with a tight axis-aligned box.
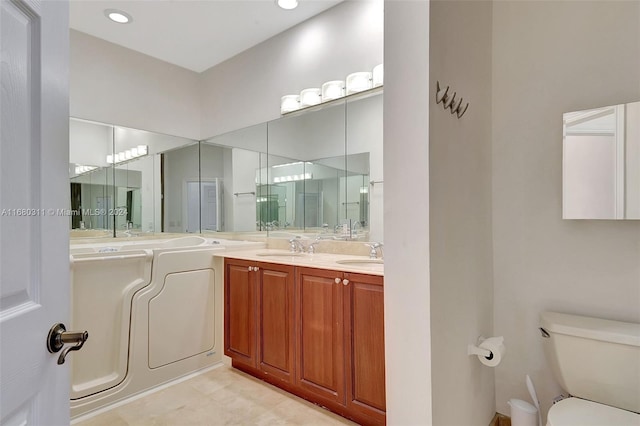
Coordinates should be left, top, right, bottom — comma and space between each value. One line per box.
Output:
258, 263, 294, 383
224, 259, 256, 367
295, 267, 345, 404
345, 273, 386, 424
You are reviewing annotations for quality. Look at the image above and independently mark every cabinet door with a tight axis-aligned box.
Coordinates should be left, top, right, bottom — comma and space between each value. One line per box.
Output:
295, 267, 345, 404
344, 273, 386, 424
224, 259, 257, 367
257, 262, 295, 383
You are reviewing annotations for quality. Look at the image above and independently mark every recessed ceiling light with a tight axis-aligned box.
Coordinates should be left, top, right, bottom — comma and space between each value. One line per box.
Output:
104, 9, 133, 24
276, 0, 298, 10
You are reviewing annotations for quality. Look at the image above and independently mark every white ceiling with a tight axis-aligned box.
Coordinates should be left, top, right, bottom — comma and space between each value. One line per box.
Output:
69, 0, 343, 73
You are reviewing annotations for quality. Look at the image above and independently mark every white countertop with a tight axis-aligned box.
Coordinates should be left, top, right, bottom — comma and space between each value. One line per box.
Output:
214, 248, 384, 276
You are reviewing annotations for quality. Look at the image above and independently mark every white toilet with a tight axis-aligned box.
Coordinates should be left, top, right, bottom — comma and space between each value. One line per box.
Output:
540, 311, 640, 426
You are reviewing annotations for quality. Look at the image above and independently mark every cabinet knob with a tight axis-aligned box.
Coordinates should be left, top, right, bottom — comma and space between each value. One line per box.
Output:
254, 266, 259, 272
248, 266, 253, 272
335, 278, 341, 284
343, 279, 350, 286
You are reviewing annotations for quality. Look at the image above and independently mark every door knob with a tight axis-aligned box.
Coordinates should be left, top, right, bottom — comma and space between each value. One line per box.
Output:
47, 323, 88, 365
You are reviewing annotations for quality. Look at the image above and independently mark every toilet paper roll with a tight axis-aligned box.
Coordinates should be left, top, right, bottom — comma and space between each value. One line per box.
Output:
477, 336, 506, 367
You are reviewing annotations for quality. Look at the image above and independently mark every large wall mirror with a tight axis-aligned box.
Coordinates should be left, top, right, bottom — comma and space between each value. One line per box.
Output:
69, 89, 383, 241
563, 100, 640, 219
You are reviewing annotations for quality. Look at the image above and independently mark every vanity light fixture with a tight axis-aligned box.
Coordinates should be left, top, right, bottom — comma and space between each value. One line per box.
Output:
372, 64, 383, 87
276, 0, 298, 10
299, 88, 322, 107
281, 63, 383, 114
104, 9, 133, 24
321, 80, 345, 102
107, 145, 149, 164
346, 72, 372, 95
281, 95, 300, 114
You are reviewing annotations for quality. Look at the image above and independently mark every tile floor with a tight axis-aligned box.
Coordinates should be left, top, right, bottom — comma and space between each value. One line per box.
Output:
74, 365, 357, 426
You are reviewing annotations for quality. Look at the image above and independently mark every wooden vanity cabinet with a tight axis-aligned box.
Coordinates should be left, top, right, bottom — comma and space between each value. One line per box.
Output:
225, 260, 385, 426
295, 267, 346, 404
296, 267, 386, 426
224, 258, 295, 384
343, 271, 386, 425
224, 259, 256, 367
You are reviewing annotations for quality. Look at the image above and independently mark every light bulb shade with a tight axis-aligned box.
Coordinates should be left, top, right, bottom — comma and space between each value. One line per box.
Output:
106, 154, 114, 164
321, 80, 345, 102
131, 147, 139, 157
346, 72, 372, 95
137, 145, 148, 155
125, 150, 132, 159
281, 95, 300, 114
372, 64, 383, 87
299, 88, 322, 107
276, 0, 298, 10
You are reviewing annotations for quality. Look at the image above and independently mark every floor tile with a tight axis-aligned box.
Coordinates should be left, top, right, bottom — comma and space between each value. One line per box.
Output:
75, 366, 357, 426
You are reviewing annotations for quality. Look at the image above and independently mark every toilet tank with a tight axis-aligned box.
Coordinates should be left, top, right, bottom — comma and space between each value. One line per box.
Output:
540, 311, 640, 413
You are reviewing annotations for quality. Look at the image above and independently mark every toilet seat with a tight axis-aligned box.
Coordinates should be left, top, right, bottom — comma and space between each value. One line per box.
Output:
547, 398, 640, 426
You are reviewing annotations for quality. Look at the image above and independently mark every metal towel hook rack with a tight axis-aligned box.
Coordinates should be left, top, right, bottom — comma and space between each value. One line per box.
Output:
435, 81, 469, 118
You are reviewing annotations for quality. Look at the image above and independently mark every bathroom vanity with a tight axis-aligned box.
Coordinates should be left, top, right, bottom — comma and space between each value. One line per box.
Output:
220, 250, 385, 426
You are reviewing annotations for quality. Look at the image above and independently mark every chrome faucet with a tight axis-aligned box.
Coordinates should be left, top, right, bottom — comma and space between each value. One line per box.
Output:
365, 242, 383, 259
307, 236, 322, 254
289, 237, 304, 253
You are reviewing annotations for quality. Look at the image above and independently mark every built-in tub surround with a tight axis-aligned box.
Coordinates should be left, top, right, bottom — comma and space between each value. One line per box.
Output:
69, 237, 263, 419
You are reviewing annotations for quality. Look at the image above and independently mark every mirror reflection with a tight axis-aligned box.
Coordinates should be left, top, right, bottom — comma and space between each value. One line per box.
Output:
201, 123, 268, 234
563, 100, 640, 219
69, 89, 383, 240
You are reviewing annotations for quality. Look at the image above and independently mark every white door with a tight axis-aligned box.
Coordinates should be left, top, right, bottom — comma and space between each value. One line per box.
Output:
1, 0, 71, 424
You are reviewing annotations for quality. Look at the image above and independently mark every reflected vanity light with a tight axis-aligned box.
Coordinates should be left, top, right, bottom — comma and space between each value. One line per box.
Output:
281, 95, 300, 114
300, 88, 322, 107
273, 172, 312, 183
321, 80, 345, 102
107, 145, 149, 164
346, 72, 372, 95
74, 165, 98, 176
372, 64, 383, 87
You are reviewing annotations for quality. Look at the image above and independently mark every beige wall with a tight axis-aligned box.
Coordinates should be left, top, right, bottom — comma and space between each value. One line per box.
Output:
429, 1, 495, 424
70, 30, 201, 140
199, 1, 383, 139
383, 1, 433, 424
492, 1, 640, 420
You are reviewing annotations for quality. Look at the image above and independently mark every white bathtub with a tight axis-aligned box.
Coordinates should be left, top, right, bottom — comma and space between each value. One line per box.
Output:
68, 236, 262, 419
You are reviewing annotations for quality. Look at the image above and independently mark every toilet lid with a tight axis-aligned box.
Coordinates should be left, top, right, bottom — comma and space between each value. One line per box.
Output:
547, 398, 640, 426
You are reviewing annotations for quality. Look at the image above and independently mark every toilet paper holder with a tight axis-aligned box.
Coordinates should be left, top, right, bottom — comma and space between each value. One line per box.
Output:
468, 336, 499, 359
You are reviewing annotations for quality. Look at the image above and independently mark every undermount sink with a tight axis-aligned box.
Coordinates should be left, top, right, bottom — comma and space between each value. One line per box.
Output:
335, 259, 384, 266
255, 251, 305, 257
